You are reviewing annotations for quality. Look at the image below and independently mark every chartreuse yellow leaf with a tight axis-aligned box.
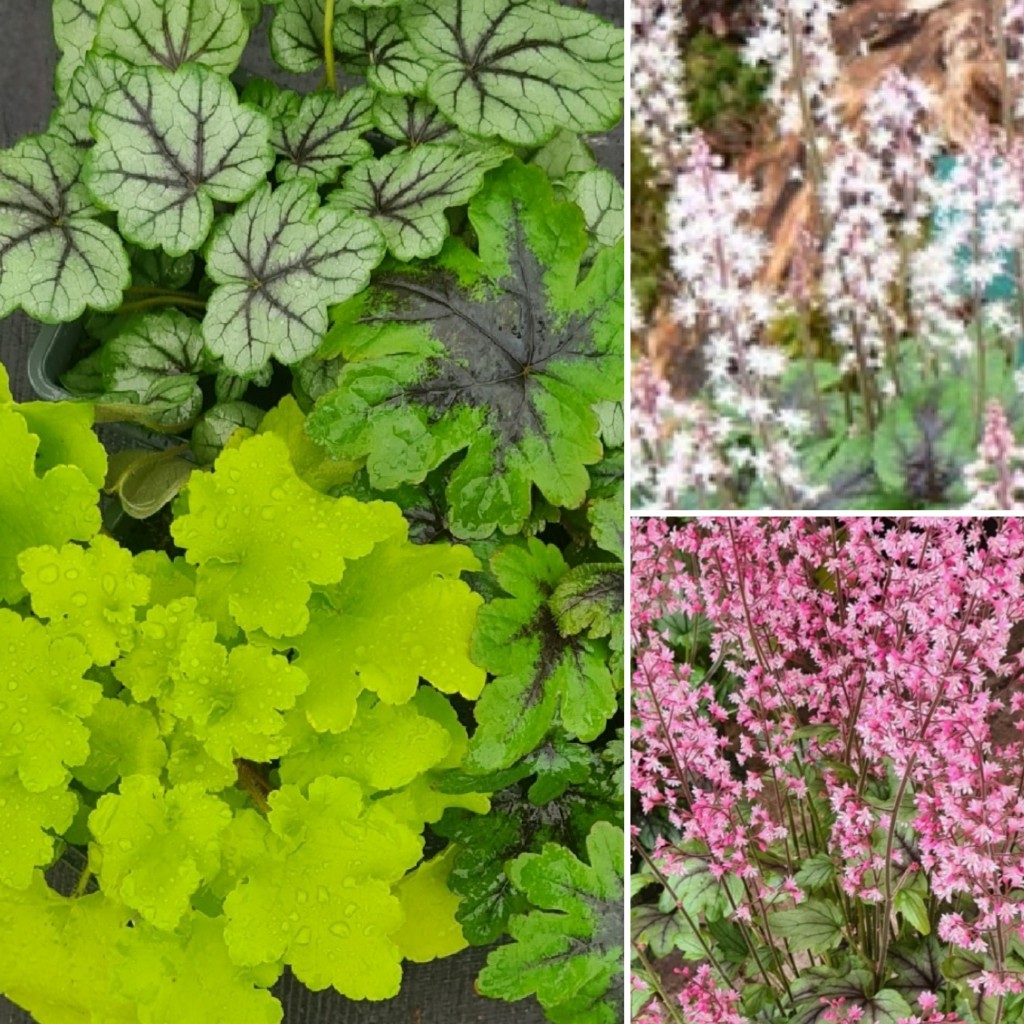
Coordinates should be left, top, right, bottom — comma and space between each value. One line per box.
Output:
392, 846, 468, 963
171, 432, 405, 637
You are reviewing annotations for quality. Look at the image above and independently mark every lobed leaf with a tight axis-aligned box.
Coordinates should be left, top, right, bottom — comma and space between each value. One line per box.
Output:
85, 64, 273, 256
403, 0, 624, 145
89, 775, 231, 930
329, 143, 508, 261
467, 539, 617, 770
95, 0, 250, 73
308, 160, 624, 538
0, 609, 99, 792
269, 88, 374, 185
52, 0, 105, 95
171, 432, 406, 637
203, 179, 385, 375
0, 133, 130, 321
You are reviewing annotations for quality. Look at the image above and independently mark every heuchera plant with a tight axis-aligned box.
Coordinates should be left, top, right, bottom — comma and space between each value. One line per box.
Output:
630, 0, 1024, 511
0, 364, 624, 1022
631, 516, 1024, 1024
2, 0, 624, 518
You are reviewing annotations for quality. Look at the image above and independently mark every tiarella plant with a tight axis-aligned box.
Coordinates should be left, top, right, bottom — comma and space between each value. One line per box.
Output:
630, 0, 1024, 510
3, 0, 623, 518
0, 363, 624, 1023
631, 516, 1024, 1024
0, 2, 626, 1020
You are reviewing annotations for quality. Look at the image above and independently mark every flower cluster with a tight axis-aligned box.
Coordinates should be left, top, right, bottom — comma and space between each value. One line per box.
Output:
632, 517, 1024, 1018
631, 0, 1024, 509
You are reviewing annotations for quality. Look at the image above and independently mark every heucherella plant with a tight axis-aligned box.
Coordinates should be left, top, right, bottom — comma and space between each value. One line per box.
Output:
2, 0, 623, 519
631, 516, 1024, 1024
630, 0, 1024, 510
0, 360, 624, 1024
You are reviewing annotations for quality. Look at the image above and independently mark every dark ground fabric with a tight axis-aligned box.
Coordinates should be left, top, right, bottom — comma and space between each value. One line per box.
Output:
0, 1, 624, 1022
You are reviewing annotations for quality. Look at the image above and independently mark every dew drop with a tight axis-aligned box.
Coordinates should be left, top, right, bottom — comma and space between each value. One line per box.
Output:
328, 921, 350, 937
149, 624, 167, 641
70, 592, 88, 608
354, 645, 367, 659
343, 901, 356, 916
215, 511, 230, 531
341, 875, 356, 888
101, 574, 117, 596
341, 754, 353, 766
9, 721, 24, 735
270, 486, 286, 501
295, 888, 309, 904
229, 469, 241, 482
260, 506, 276, 521
64, 568, 79, 581
317, 885, 329, 903
294, 926, 311, 945
362, 925, 375, 937
118, 838, 133, 852
36, 564, 59, 585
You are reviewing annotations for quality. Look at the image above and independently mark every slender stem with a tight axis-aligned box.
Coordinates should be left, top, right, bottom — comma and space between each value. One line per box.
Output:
74, 869, 93, 897
117, 295, 207, 314
632, 838, 741, 993
632, 941, 687, 1024
235, 758, 272, 814
323, 0, 336, 92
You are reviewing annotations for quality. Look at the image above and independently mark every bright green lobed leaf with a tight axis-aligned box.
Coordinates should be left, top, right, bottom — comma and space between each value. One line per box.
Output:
17, 400, 107, 489
280, 691, 453, 791
0, 403, 102, 602
0, 133, 130, 321
95, 0, 250, 73
117, 914, 282, 1024
308, 160, 624, 538
167, 641, 308, 767
0, 609, 100, 792
270, 88, 374, 185
257, 395, 358, 492
0, 778, 78, 889
113, 596, 215, 705
85, 64, 273, 256
0, 876, 135, 1022
329, 144, 509, 261
549, 562, 624, 641
392, 847, 468, 963
287, 530, 483, 730
467, 539, 617, 770
20, 535, 151, 666
403, 0, 624, 145
477, 822, 624, 1022
203, 179, 385, 375
52, 0, 105, 96
72, 696, 167, 792
171, 432, 406, 637
89, 775, 231, 930
223, 776, 421, 999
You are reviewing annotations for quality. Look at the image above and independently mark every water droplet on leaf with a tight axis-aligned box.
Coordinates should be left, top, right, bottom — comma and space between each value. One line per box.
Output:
36, 564, 59, 584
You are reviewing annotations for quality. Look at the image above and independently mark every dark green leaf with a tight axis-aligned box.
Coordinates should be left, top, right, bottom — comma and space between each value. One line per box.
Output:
308, 160, 623, 538
794, 853, 835, 892
768, 899, 843, 954
549, 563, 623, 640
